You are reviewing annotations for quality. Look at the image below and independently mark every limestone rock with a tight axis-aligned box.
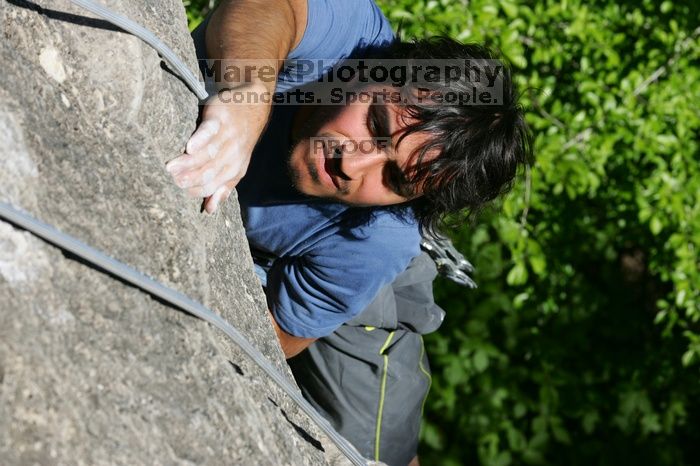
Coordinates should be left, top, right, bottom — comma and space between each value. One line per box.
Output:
0, 1, 339, 464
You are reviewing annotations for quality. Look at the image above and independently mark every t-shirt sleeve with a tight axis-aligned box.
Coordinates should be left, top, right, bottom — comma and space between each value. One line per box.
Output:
265, 221, 420, 338
276, 0, 395, 92
289, 0, 394, 59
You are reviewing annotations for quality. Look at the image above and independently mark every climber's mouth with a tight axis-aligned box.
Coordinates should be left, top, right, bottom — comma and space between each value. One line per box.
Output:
320, 140, 351, 191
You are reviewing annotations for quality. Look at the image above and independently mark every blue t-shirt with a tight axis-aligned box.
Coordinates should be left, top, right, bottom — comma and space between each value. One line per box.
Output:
277, 0, 395, 92
237, 104, 420, 338
193, 0, 395, 94
195, 1, 420, 338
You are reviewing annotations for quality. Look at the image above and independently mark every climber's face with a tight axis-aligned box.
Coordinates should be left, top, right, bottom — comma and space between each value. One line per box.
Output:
288, 90, 435, 206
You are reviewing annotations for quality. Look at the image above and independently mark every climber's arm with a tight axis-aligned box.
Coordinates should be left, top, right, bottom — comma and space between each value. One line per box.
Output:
205, 0, 306, 87
268, 311, 316, 359
166, 0, 307, 213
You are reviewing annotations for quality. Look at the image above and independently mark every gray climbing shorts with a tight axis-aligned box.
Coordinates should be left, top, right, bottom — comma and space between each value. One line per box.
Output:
287, 253, 445, 466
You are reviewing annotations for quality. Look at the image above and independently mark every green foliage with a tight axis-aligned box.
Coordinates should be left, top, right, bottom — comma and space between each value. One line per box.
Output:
373, 0, 700, 464
183, 1, 700, 464
183, 0, 216, 30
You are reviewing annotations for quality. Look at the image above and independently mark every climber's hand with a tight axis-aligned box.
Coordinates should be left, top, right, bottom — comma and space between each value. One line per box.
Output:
166, 86, 270, 213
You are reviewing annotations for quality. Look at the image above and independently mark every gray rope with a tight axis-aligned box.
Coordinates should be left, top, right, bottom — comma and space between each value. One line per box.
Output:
49, 2, 367, 463
0, 202, 368, 466
67, 0, 209, 101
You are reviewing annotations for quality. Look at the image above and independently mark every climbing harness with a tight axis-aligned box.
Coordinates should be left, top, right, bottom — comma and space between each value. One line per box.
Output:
1, 1, 370, 463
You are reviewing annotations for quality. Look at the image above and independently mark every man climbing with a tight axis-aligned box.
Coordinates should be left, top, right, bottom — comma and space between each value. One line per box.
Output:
166, 1, 531, 464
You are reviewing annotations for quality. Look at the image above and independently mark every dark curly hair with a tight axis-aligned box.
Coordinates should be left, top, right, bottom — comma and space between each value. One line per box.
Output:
370, 37, 533, 233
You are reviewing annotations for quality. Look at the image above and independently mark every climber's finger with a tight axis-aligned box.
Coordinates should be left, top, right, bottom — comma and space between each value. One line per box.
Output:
166, 118, 227, 176
184, 158, 243, 198
170, 147, 226, 190
166, 139, 222, 178
171, 131, 247, 187
187, 119, 221, 154
203, 182, 235, 214
198, 159, 248, 198
167, 153, 208, 181
177, 132, 249, 189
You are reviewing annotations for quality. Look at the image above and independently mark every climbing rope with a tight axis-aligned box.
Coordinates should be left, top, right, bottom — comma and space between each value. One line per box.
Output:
2, 1, 369, 463
0, 202, 368, 465
68, 0, 209, 100
68, 0, 478, 289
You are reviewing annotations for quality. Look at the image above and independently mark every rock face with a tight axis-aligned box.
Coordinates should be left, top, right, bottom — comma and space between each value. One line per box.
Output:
0, 1, 335, 464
